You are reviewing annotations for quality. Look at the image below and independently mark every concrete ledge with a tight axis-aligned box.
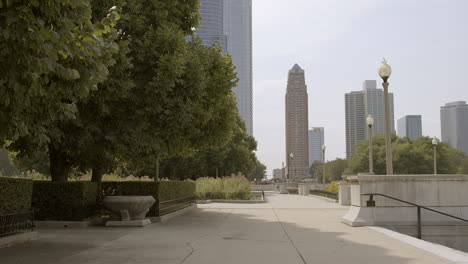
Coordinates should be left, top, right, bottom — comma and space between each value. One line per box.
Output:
34, 218, 104, 228
342, 206, 468, 227
149, 204, 197, 223
308, 194, 339, 203
196, 199, 266, 204
0, 232, 38, 248
105, 219, 151, 227
369, 226, 468, 263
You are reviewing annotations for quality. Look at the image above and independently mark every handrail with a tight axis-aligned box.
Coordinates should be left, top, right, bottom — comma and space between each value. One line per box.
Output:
362, 193, 468, 239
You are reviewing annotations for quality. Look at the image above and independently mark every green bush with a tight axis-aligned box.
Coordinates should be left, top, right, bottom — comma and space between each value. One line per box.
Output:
32, 181, 98, 221
158, 181, 195, 201
0, 177, 33, 214
286, 187, 298, 194
196, 175, 251, 200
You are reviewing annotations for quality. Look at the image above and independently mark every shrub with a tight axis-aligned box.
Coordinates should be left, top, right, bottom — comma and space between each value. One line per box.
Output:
286, 187, 298, 194
32, 181, 98, 221
196, 175, 251, 200
0, 177, 33, 214
158, 181, 196, 201
325, 181, 339, 194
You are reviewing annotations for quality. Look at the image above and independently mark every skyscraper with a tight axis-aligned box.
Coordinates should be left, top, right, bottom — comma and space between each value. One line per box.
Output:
272, 168, 283, 179
397, 115, 422, 140
196, 0, 253, 135
196, 0, 227, 51
441, 101, 468, 154
345, 80, 395, 158
285, 64, 309, 181
224, 0, 252, 135
308, 127, 324, 167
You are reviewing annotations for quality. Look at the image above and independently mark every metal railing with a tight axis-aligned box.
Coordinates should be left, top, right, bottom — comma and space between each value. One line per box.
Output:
363, 193, 468, 239
0, 211, 34, 237
159, 196, 195, 216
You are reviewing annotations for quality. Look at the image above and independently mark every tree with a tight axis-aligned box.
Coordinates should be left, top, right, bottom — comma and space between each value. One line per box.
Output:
98, 0, 239, 181
310, 158, 348, 183
0, 0, 120, 148
10, 0, 240, 182
346, 135, 467, 175
157, 116, 259, 180
248, 160, 267, 182
0, 149, 18, 176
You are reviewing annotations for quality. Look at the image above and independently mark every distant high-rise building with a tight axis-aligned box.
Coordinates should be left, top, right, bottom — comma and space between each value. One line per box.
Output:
397, 115, 422, 140
272, 168, 283, 179
345, 80, 395, 158
308, 127, 324, 167
441, 101, 468, 154
285, 64, 309, 181
196, 0, 253, 135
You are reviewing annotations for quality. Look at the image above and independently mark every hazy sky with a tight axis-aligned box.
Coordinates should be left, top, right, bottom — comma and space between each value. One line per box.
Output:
251, 0, 468, 177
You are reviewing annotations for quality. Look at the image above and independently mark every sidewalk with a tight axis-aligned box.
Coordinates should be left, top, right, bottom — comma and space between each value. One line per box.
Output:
0, 193, 464, 264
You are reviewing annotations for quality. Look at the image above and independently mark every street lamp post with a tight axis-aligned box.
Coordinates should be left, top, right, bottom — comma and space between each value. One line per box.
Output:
288, 152, 294, 181
378, 58, 393, 175
432, 138, 438, 175
367, 114, 374, 174
321, 145, 326, 183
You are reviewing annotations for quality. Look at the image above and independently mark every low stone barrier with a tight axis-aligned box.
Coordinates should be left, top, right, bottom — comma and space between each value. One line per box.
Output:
342, 174, 468, 252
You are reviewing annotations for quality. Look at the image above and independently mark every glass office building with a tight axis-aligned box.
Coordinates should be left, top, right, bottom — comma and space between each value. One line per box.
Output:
196, 0, 253, 135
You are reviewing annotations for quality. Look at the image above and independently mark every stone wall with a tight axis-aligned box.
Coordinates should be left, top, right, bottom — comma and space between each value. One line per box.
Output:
341, 174, 468, 252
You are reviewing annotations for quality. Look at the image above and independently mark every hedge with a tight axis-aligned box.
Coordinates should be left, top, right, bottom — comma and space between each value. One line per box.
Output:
158, 181, 195, 201
32, 181, 98, 221
0, 177, 33, 214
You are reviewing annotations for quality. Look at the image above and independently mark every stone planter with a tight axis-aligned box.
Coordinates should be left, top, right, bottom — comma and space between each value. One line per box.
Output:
103, 196, 156, 226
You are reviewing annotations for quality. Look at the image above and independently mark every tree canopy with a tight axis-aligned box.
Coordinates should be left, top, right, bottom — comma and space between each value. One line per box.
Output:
0, 0, 120, 147
150, 116, 260, 180
3, 0, 247, 182
346, 135, 468, 175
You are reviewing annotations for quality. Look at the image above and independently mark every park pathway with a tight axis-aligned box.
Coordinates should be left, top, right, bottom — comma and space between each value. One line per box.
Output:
0, 193, 464, 264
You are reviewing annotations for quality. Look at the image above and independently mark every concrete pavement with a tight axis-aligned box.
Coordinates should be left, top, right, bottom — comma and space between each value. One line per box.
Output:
0, 193, 465, 264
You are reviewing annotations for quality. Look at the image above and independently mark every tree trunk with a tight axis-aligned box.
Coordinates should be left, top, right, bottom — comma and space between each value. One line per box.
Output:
154, 158, 159, 181
91, 165, 106, 182
49, 146, 71, 182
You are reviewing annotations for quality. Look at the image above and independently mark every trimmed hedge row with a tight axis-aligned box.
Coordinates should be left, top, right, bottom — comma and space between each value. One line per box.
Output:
158, 181, 195, 201
29, 180, 195, 220
32, 181, 98, 221
0, 177, 33, 214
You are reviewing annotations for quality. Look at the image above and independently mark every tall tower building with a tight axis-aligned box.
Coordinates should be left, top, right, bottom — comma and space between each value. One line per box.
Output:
223, 0, 253, 135
345, 80, 394, 158
196, 0, 253, 135
308, 127, 324, 167
285, 64, 309, 181
196, 0, 227, 51
397, 115, 422, 140
441, 101, 468, 154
